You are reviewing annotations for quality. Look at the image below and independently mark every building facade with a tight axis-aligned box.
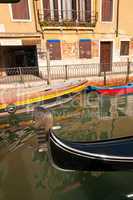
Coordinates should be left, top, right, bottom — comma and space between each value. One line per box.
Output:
0, 0, 133, 77
36, 0, 133, 73
0, 0, 41, 76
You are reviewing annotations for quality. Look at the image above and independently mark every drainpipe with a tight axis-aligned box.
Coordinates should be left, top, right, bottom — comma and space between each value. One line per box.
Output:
95, 0, 97, 15
95, 0, 98, 23
33, 0, 44, 39
116, 0, 120, 37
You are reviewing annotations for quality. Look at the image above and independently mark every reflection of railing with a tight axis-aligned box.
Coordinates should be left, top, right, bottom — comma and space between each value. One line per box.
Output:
40, 61, 133, 85
38, 9, 97, 27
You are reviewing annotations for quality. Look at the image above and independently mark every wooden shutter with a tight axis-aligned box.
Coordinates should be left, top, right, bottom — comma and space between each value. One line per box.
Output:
102, 0, 113, 21
72, 0, 77, 20
47, 40, 61, 60
79, 39, 91, 59
12, 0, 30, 20
120, 41, 129, 56
85, 0, 91, 22
43, 0, 50, 20
53, 0, 59, 21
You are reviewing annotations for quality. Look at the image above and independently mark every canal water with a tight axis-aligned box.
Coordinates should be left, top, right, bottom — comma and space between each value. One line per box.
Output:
0, 92, 133, 200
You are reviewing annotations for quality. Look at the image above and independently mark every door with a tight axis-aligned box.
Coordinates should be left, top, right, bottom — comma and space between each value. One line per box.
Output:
100, 42, 112, 72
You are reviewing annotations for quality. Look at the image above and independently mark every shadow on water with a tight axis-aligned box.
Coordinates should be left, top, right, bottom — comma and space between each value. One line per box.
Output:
0, 91, 133, 200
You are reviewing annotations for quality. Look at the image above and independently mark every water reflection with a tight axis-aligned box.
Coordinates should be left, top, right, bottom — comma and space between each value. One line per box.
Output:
0, 92, 133, 151
0, 92, 133, 200
53, 92, 133, 141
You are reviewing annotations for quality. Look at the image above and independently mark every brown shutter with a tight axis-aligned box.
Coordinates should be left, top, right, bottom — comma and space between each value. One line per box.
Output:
85, 0, 91, 22
72, 0, 77, 20
47, 40, 61, 60
120, 41, 129, 56
12, 0, 30, 20
43, 0, 50, 20
53, 0, 59, 21
102, 0, 113, 21
79, 39, 91, 59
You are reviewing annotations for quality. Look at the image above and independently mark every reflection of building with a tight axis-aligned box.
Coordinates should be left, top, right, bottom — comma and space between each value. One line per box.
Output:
0, 0, 40, 76
125, 95, 133, 117
99, 95, 133, 119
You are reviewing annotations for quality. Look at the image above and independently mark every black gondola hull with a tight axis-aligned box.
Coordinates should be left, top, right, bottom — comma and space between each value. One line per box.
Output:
49, 132, 133, 171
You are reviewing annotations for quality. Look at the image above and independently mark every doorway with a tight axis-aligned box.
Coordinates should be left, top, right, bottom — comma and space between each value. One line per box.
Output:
100, 41, 113, 72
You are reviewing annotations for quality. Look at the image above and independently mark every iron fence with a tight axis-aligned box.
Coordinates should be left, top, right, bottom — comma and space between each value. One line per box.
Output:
0, 61, 133, 85
40, 61, 133, 80
0, 67, 40, 84
40, 61, 133, 85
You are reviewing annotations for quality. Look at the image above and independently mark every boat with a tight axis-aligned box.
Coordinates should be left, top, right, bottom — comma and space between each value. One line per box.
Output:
0, 80, 88, 114
86, 83, 133, 96
48, 131, 133, 171
0, 93, 79, 129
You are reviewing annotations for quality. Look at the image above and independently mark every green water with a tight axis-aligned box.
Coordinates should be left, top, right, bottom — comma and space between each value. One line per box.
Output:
0, 92, 133, 200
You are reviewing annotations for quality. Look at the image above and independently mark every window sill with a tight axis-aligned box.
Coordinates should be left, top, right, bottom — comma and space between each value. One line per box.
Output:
11, 19, 32, 23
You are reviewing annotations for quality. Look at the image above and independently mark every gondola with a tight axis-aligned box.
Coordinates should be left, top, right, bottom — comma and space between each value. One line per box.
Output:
48, 131, 133, 171
86, 83, 133, 96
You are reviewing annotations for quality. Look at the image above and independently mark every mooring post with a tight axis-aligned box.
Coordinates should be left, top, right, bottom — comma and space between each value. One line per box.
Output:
33, 107, 53, 152
126, 58, 130, 83
104, 71, 106, 86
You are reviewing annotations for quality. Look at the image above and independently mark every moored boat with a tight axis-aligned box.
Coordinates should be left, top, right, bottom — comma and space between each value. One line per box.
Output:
86, 83, 133, 96
48, 131, 133, 171
0, 80, 88, 114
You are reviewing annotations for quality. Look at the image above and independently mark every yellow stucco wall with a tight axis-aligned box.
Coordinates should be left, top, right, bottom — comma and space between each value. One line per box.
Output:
0, 0, 36, 33
119, 0, 133, 36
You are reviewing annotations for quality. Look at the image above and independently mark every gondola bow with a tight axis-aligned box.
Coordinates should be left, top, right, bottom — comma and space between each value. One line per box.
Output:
48, 131, 133, 171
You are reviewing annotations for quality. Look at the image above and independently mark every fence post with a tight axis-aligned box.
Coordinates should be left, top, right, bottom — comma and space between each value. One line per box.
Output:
19, 67, 23, 83
46, 50, 51, 85
104, 71, 106, 86
65, 65, 68, 80
126, 58, 130, 83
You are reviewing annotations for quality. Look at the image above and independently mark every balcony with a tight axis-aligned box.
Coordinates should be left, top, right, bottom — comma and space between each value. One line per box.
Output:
38, 9, 98, 29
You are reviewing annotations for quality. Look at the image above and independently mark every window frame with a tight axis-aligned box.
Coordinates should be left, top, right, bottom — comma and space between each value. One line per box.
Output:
120, 41, 130, 57
9, 0, 32, 22
100, 0, 114, 23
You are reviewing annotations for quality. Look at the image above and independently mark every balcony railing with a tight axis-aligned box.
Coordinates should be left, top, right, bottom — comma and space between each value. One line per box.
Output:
38, 9, 97, 27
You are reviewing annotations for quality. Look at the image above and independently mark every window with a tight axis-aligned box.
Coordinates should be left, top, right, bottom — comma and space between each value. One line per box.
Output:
79, 39, 91, 59
47, 40, 61, 60
102, 0, 113, 22
11, 0, 30, 20
85, 0, 91, 21
42, 0, 50, 20
53, 0, 59, 21
120, 41, 129, 56
43, 0, 92, 22
72, 0, 77, 20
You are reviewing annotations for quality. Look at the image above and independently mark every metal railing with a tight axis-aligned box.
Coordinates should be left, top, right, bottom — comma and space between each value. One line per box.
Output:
38, 9, 97, 27
40, 61, 133, 85
0, 67, 40, 84
0, 61, 133, 85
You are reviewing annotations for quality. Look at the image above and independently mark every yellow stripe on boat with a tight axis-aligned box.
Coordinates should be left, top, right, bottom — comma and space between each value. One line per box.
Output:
0, 81, 87, 111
